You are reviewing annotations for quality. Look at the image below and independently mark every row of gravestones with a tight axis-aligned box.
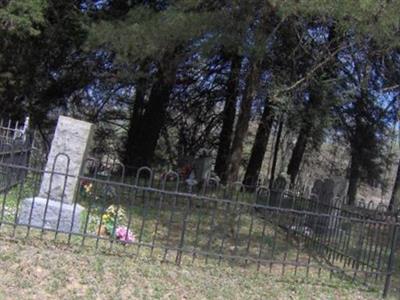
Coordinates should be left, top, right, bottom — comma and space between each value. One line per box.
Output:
17, 115, 348, 235
264, 174, 348, 235
268, 174, 347, 207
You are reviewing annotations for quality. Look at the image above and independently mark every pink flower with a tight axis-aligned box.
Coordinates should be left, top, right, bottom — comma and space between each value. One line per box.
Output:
115, 226, 135, 243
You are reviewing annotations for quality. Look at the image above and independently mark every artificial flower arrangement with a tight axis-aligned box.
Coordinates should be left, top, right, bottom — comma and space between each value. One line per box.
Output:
99, 205, 135, 243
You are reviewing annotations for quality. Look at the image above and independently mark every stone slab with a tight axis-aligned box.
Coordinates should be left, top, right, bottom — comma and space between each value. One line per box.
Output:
18, 197, 84, 233
193, 157, 213, 182
309, 177, 347, 234
269, 174, 288, 207
39, 116, 93, 204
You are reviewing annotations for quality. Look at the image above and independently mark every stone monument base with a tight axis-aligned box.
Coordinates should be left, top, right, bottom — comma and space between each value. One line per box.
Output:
18, 197, 84, 233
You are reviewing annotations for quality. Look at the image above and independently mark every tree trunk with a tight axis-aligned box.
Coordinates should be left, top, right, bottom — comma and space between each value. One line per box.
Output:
287, 125, 310, 186
287, 87, 322, 186
226, 62, 260, 183
389, 158, 400, 211
126, 54, 179, 168
347, 90, 367, 206
269, 117, 283, 189
123, 76, 147, 170
214, 54, 242, 182
243, 97, 274, 187
347, 152, 360, 206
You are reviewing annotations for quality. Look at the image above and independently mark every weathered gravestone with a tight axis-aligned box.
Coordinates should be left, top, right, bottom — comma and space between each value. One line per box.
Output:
193, 156, 213, 184
303, 184, 312, 199
331, 176, 347, 200
185, 150, 213, 192
313, 177, 347, 210
325, 177, 347, 232
18, 116, 93, 232
269, 174, 288, 207
308, 177, 347, 234
311, 179, 324, 199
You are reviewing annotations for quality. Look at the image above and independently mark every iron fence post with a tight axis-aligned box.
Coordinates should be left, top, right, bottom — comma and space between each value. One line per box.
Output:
383, 217, 399, 298
176, 195, 191, 265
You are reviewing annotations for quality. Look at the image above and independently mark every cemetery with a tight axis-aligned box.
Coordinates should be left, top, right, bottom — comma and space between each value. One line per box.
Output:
3, 1, 400, 299
0, 115, 398, 299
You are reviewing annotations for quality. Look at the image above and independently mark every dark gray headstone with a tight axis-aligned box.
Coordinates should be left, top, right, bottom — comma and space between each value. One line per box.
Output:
331, 176, 347, 202
311, 179, 324, 198
193, 156, 213, 182
270, 174, 288, 207
273, 175, 287, 190
309, 177, 347, 234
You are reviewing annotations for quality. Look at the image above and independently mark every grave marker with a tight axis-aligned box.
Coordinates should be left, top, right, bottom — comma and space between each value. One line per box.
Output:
309, 176, 347, 234
270, 174, 288, 207
18, 116, 93, 232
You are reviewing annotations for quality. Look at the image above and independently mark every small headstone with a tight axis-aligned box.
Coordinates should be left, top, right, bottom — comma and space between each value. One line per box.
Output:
331, 176, 347, 202
311, 179, 324, 197
193, 156, 213, 183
320, 179, 335, 205
18, 116, 93, 233
193, 149, 212, 182
273, 175, 287, 190
270, 174, 288, 207
326, 176, 347, 233
303, 185, 312, 198
191, 149, 213, 192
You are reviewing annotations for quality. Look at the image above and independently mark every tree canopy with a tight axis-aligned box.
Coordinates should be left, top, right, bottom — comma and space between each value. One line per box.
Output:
2, 0, 400, 207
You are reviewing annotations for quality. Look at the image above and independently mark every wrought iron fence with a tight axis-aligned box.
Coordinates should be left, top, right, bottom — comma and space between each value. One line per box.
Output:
0, 118, 32, 192
0, 154, 399, 298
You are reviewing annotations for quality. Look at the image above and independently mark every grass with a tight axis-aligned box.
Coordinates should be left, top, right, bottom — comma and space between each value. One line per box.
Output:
0, 178, 307, 267
0, 234, 388, 300
0, 176, 399, 299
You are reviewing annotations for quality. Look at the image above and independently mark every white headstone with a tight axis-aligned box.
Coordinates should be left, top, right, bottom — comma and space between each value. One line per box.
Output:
39, 116, 93, 204
18, 116, 93, 233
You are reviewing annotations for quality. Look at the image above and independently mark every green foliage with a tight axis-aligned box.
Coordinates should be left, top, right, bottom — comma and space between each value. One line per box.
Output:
0, 0, 48, 94
0, 0, 47, 36
0, 0, 88, 123
88, 4, 221, 63
2, 0, 400, 201
282, 0, 400, 47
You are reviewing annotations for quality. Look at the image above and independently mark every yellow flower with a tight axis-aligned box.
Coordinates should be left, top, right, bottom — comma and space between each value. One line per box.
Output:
102, 214, 113, 224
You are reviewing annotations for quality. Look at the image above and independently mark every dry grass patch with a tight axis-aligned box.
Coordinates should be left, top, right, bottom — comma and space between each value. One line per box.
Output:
0, 234, 389, 300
